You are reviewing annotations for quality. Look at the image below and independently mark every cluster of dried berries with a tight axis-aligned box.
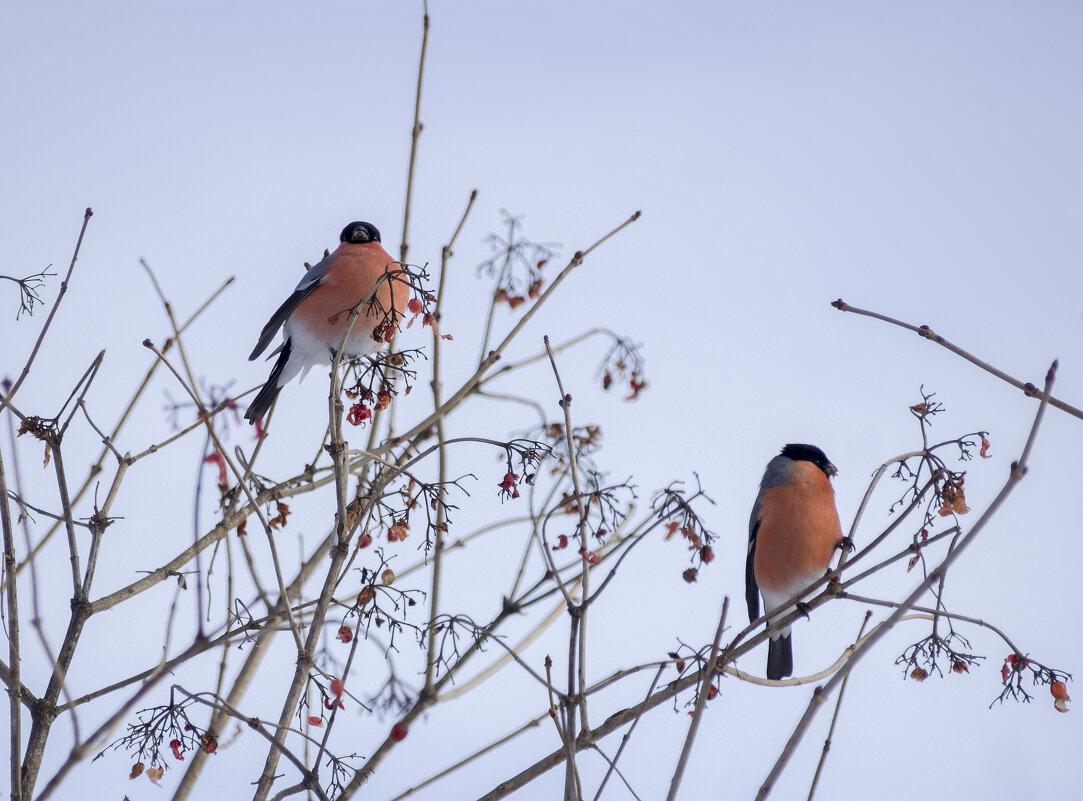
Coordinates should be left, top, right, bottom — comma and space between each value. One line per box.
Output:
937, 473, 969, 517
997, 654, 1072, 712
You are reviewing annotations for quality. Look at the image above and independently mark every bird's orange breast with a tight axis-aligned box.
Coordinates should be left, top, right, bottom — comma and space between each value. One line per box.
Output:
292, 242, 406, 343
753, 464, 843, 595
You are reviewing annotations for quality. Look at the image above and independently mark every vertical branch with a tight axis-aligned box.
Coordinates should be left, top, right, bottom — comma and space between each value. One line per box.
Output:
369, 1, 428, 448
49, 445, 83, 598
542, 336, 591, 800
564, 618, 582, 801
78, 459, 128, 600
252, 302, 370, 801
665, 598, 729, 801
398, 2, 429, 266
19, 595, 92, 795
0, 447, 23, 801
424, 190, 476, 693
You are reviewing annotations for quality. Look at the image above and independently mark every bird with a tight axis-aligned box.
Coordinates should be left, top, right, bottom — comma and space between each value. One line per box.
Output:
745, 443, 845, 680
245, 221, 406, 424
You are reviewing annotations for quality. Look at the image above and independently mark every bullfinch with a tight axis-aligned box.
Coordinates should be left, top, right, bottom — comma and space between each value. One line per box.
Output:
245, 221, 405, 424
745, 443, 844, 680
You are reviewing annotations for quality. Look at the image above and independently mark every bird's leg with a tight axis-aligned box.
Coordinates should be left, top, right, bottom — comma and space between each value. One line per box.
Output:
795, 601, 812, 619
837, 536, 855, 552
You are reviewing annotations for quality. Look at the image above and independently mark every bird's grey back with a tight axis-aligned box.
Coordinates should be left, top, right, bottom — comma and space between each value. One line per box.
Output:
748, 455, 793, 540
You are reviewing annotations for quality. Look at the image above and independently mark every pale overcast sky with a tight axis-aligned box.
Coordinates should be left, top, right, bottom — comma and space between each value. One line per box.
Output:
3, 2, 1081, 800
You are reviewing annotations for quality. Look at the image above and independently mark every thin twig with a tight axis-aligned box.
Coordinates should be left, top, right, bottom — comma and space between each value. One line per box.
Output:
590, 745, 644, 801
424, 189, 476, 694
384, 711, 542, 801
840, 594, 1025, 656
398, 1, 429, 266
807, 611, 871, 801
56, 351, 104, 439
591, 663, 665, 801
833, 299, 1082, 420
481, 327, 625, 386
140, 258, 207, 412
0, 208, 93, 415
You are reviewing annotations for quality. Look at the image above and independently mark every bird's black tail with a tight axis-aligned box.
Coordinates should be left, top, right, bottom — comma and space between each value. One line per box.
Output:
767, 634, 793, 680
245, 340, 291, 425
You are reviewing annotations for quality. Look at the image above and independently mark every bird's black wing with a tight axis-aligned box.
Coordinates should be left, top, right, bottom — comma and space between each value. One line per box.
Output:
248, 256, 332, 361
244, 339, 291, 423
746, 515, 760, 623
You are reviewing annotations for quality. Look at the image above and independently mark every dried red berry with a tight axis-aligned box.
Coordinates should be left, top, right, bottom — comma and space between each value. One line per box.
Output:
203, 452, 227, 486
347, 403, 372, 426
577, 548, 600, 565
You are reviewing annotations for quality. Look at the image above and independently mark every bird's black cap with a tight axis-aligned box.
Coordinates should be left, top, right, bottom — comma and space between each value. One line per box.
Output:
780, 443, 837, 477
340, 221, 381, 244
